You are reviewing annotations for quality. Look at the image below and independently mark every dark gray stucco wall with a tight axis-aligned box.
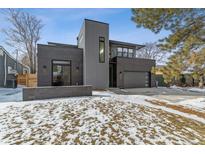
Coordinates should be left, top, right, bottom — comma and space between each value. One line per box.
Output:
37, 44, 83, 87
116, 57, 156, 88
78, 19, 109, 89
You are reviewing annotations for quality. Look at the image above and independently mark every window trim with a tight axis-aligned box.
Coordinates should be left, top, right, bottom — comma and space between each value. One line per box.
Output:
99, 37, 105, 63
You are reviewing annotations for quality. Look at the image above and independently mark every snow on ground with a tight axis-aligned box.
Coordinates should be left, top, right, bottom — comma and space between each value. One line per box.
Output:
0, 91, 205, 145
171, 85, 205, 93
188, 87, 205, 93
92, 90, 116, 96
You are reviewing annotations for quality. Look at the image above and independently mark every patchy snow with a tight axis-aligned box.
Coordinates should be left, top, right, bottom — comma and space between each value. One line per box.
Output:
111, 95, 205, 124
0, 91, 205, 144
188, 87, 205, 93
92, 90, 116, 97
170, 85, 205, 93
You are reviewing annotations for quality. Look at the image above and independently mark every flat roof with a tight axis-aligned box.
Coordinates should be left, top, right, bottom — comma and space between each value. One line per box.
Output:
47, 42, 78, 48
84, 19, 109, 25
109, 40, 145, 49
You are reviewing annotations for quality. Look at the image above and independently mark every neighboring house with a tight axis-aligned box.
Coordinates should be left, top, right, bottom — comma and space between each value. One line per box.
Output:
37, 19, 156, 89
0, 46, 30, 87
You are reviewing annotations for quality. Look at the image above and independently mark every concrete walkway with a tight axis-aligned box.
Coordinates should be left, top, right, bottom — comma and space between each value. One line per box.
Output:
0, 87, 22, 102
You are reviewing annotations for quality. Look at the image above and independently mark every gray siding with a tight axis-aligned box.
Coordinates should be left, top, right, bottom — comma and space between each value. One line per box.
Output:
6, 55, 17, 81
116, 57, 156, 88
79, 19, 109, 89
0, 48, 29, 87
37, 44, 83, 86
0, 49, 4, 87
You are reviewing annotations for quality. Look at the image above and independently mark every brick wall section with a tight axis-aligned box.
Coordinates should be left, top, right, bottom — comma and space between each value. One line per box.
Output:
23, 85, 92, 101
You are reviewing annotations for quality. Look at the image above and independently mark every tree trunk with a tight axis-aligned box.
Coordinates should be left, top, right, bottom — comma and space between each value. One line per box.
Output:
33, 46, 37, 74
29, 53, 34, 73
199, 75, 204, 88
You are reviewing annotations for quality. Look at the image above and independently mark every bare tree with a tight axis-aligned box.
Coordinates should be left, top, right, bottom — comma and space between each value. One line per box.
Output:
2, 9, 43, 73
20, 53, 30, 67
136, 42, 168, 64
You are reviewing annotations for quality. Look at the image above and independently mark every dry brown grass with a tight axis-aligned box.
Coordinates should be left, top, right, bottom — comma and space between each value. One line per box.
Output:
146, 99, 205, 119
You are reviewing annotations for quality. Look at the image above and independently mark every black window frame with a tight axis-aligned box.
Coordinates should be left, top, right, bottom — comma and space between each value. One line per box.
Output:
99, 37, 105, 63
51, 59, 72, 86
128, 49, 134, 58
123, 48, 128, 57
117, 47, 123, 57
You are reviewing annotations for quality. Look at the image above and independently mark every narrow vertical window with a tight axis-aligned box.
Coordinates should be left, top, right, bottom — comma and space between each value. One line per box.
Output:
128, 49, 133, 58
117, 47, 122, 56
99, 37, 105, 63
123, 48, 128, 57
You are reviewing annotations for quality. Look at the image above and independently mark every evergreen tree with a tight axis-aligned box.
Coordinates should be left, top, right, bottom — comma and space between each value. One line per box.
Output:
132, 9, 205, 87
189, 48, 205, 87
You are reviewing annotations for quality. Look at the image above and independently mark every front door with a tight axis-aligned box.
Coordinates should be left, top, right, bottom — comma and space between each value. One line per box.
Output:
52, 60, 71, 86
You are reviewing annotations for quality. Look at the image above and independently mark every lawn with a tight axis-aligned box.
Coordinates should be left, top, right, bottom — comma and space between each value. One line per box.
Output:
0, 92, 205, 145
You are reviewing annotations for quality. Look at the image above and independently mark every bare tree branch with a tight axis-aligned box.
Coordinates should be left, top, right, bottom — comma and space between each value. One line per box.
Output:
136, 42, 168, 64
2, 9, 43, 73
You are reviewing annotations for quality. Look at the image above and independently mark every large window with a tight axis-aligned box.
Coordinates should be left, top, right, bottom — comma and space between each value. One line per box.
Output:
52, 60, 71, 86
99, 37, 105, 63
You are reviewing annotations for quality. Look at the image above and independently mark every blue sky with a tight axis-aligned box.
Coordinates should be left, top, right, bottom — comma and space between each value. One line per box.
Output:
0, 8, 170, 54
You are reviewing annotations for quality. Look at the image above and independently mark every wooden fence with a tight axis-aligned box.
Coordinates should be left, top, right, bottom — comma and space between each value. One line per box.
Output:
17, 74, 37, 87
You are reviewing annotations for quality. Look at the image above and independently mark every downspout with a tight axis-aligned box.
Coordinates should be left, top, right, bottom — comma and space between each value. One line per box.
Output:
4, 53, 7, 87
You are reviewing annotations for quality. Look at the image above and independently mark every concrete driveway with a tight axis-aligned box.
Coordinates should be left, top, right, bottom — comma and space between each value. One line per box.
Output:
109, 87, 205, 103
109, 87, 205, 96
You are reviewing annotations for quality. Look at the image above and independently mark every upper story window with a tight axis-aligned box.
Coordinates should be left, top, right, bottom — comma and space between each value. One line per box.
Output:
111, 46, 135, 58
99, 37, 105, 63
128, 49, 134, 58
117, 47, 122, 56
123, 48, 128, 57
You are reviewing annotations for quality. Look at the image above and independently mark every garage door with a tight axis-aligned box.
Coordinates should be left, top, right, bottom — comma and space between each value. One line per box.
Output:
123, 71, 150, 88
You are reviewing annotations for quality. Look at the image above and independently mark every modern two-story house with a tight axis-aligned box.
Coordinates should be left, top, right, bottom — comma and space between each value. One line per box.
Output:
37, 19, 156, 89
